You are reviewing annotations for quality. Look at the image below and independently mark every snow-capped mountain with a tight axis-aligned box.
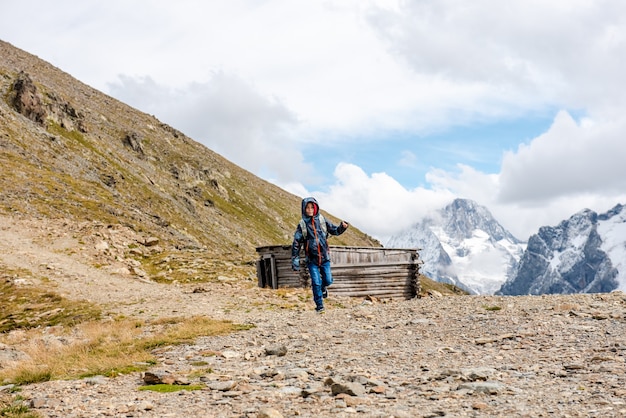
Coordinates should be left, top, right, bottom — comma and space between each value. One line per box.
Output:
386, 198, 525, 294
498, 204, 626, 295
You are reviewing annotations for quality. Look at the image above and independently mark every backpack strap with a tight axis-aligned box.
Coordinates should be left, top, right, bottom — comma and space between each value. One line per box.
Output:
299, 219, 307, 240
299, 215, 327, 240
319, 214, 327, 237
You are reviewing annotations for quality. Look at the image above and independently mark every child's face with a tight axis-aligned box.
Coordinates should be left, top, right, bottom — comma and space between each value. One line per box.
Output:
305, 202, 315, 216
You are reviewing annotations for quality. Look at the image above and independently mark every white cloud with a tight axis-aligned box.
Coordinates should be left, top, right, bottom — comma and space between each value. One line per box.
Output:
108, 73, 314, 184
367, 0, 626, 110
427, 165, 499, 201
309, 163, 454, 242
499, 111, 626, 203
5, 0, 626, 136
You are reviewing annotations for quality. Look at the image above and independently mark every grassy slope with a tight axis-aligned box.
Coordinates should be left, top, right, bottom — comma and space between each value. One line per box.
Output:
0, 40, 380, 269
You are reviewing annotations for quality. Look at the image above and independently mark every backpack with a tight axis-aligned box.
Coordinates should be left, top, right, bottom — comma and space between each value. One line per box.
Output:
300, 214, 327, 240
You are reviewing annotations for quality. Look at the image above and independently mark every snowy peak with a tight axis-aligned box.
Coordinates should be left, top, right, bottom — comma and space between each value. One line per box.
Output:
498, 204, 626, 295
387, 198, 525, 295
442, 199, 521, 244
598, 204, 626, 290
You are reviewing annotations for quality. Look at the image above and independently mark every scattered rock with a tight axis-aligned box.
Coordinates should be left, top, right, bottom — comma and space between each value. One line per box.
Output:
221, 350, 240, 359
330, 381, 366, 397
144, 237, 160, 247
0, 384, 15, 393
457, 381, 504, 395
142, 372, 188, 386
0, 343, 31, 367
122, 131, 144, 154
207, 381, 237, 391
265, 345, 288, 357
258, 408, 284, 418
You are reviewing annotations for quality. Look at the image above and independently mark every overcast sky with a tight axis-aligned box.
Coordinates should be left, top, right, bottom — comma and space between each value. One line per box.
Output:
2, 0, 626, 243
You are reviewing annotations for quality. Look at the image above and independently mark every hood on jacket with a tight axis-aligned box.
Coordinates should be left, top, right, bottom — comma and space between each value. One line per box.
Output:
301, 197, 319, 218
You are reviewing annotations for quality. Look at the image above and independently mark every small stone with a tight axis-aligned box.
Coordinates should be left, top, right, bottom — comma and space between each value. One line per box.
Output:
472, 402, 489, 410
278, 386, 303, 396
221, 350, 240, 359
265, 345, 288, 356
144, 237, 160, 247
139, 401, 154, 411
475, 337, 498, 345
369, 385, 386, 394
0, 384, 15, 393
207, 381, 237, 391
336, 393, 363, 407
142, 372, 163, 385
331, 382, 366, 397
258, 407, 284, 418
95, 241, 109, 251
457, 381, 504, 395
30, 398, 47, 409
84, 375, 108, 385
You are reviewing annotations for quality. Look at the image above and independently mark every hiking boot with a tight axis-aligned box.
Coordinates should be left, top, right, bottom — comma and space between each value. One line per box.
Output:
322, 287, 328, 299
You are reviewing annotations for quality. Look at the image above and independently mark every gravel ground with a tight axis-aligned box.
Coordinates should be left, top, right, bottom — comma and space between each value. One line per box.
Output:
2, 215, 626, 417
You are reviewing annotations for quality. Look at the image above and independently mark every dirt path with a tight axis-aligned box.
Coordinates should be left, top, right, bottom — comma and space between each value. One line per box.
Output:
0, 215, 304, 322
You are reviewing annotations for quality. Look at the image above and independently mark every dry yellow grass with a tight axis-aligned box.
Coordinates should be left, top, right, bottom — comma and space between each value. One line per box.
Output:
419, 274, 469, 296
0, 316, 252, 385
0, 268, 102, 333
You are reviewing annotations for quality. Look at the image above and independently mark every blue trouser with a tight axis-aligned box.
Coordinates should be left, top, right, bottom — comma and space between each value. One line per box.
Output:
308, 260, 333, 310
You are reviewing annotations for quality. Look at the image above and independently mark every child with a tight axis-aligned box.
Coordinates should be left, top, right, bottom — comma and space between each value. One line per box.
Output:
291, 197, 349, 313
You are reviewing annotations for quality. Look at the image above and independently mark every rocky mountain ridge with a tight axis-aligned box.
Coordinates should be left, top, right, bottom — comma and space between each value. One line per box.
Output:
499, 203, 626, 295
388, 197, 626, 297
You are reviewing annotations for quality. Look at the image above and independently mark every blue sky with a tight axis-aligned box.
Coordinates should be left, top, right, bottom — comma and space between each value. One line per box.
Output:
302, 114, 557, 190
2, 0, 626, 243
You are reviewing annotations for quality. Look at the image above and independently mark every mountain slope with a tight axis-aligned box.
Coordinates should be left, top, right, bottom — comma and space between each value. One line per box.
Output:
0, 40, 379, 281
498, 204, 626, 295
387, 198, 525, 294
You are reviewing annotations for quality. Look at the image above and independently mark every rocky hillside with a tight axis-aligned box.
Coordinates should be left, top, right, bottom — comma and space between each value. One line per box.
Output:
0, 40, 379, 282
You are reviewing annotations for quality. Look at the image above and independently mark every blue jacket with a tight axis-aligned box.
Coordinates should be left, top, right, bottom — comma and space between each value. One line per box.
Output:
291, 197, 347, 267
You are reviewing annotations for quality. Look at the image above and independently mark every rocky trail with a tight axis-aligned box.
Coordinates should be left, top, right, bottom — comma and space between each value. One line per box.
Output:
2, 215, 626, 417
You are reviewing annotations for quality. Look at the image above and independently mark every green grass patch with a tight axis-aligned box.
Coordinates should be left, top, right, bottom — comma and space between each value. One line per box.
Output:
7, 369, 52, 386
138, 384, 204, 393
47, 120, 88, 146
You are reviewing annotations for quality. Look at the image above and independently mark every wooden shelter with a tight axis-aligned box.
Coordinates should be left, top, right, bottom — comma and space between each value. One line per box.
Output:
256, 245, 421, 299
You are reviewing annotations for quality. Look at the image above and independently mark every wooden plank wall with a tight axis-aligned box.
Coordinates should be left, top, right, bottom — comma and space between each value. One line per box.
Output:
330, 246, 420, 299
256, 245, 421, 300
256, 245, 308, 288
